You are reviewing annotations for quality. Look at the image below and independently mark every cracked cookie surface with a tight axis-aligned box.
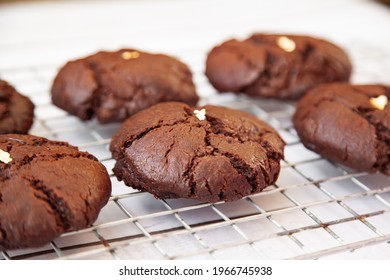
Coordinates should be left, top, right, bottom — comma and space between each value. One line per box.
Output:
293, 83, 390, 174
110, 102, 285, 202
205, 34, 352, 100
51, 49, 199, 123
0, 80, 34, 134
0, 134, 111, 250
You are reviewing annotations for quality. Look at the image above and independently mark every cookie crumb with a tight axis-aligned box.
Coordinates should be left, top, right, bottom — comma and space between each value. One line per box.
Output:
0, 149, 12, 164
121, 51, 140, 60
370, 95, 388, 110
194, 108, 206, 121
277, 36, 296, 52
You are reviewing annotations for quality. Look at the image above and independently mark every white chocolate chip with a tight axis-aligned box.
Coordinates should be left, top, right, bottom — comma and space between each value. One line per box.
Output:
0, 149, 12, 164
121, 51, 140, 60
370, 95, 388, 110
194, 108, 206, 121
277, 36, 296, 52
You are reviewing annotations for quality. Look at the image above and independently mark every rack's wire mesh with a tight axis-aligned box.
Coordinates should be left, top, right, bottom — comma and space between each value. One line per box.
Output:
0, 38, 390, 260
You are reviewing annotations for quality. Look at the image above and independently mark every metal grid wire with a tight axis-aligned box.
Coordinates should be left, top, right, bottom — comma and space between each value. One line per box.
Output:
1, 39, 390, 260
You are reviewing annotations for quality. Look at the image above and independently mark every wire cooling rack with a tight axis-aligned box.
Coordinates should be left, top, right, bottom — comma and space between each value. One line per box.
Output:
0, 37, 390, 260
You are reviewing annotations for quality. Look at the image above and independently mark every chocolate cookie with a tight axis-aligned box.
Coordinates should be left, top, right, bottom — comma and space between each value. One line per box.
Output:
51, 49, 199, 123
205, 34, 352, 99
0, 134, 111, 250
110, 102, 285, 203
0, 80, 34, 134
293, 83, 390, 174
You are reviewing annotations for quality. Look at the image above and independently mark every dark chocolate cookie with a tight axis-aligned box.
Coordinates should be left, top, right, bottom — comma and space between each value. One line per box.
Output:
205, 34, 352, 99
0, 80, 34, 134
51, 49, 199, 123
0, 134, 111, 250
110, 102, 285, 203
293, 83, 390, 174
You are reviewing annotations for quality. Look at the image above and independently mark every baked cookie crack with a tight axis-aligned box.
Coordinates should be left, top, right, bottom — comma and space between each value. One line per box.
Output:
0, 224, 7, 247
205, 114, 282, 160
122, 118, 193, 150
25, 177, 73, 230
201, 119, 270, 193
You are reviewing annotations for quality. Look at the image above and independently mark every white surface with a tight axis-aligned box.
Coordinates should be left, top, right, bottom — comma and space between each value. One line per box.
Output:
0, 0, 390, 260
